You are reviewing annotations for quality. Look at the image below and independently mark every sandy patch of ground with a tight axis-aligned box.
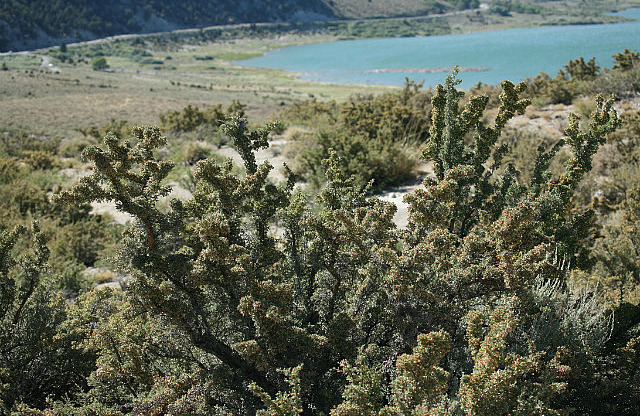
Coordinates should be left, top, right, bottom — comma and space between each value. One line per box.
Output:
215, 137, 291, 182
375, 161, 434, 228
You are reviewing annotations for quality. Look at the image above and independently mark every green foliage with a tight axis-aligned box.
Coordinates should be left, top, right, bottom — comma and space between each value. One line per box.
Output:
0, 166, 50, 223
489, 0, 544, 17
450, 0, 480, 11
589, 184, 640, 306
69, 118, 139, 159
0, 128, 120, 296
590, 64, 640, 99
7, 69, 637, 414
286, 80, 432, 191
562, 57, 600, 81
0, 225, 94, 412
70, 40, 153, 62
327, 16, 452, 40
331, 349, 385, 415
251, 366, 304, 415
459, 299, 569, 416
602, 110, 640, 201
0, 128, 60, 157
0, 0, 336, 52
526, 50, 640, 104
90, 56, 109, 71
340, 80, 431, 143
50, 217, 112, 267
78, 118, 131, 141
383, 331, 451, 415
182, 142, 212, 165
52, 287, 210, 415
159, 103, 233, 133
56, 122, 300, 411
158, 102, 249, 153
414, 71, 530, 237
332, 332, 451, 416
613, 48, 640, 71
294, 128, 419, 191
525, 72, 576, 105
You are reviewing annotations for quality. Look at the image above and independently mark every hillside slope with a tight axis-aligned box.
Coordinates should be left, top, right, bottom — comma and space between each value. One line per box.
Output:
0, 0, 336, 52
0, 0, 480, 52
327, 0, 475, 19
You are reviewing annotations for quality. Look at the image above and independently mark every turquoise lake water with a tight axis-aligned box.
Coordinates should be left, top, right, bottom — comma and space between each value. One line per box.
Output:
240, 9, 640, 88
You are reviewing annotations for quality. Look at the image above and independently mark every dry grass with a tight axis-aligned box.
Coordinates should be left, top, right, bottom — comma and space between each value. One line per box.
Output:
0, 36, 389, 138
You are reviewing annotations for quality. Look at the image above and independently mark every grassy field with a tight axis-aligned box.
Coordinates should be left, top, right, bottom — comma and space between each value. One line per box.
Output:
0, 35, 392, 139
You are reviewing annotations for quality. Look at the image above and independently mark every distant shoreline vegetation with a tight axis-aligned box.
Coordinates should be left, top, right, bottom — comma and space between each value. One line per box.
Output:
365, 66, 490, 74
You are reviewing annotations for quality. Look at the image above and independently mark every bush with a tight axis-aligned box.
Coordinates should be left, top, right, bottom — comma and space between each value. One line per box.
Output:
78, 118, 131, 141
0, 226, 94, 410
159, 102, 244, 133
182, 142, 211, 165
285, 80, 432, 192
293, 128, 418, 190
0, 133, 119, 298
591, 66, 640, 99
90, 56, 108, 70
613, 49, 640, 70
562, 56, 600, 81
525, 72, 576, 105
20, 150, 56, 170
45, 74, 635, 414
0, 129, 60, 157
526, 50, 640, 104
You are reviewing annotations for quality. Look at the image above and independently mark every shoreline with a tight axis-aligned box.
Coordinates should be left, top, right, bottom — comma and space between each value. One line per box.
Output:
366, 66, 491, 74
233, 7, 640, 89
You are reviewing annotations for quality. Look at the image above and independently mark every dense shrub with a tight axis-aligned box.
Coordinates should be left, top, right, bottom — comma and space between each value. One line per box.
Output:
294, 128, 418, 190
590, 65, 640, 99
29, 73, 638, 414
3, 44, 640, 412
0, 226, 95, 411
160, 102, 246, 134
526, 50, 640, 104
182, 141, 212, 165
489, 0, 544, 16
0, 128, 119, 297
90, 56, 109, 70
562, 56, 600, 81
285, 80, 432, 191
613, 49, 640, 70
525, 72, 576, 105
0, 129, 60, 157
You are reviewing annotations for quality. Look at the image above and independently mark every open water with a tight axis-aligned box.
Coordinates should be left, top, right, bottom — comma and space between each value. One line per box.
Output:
239, 9, 640, 88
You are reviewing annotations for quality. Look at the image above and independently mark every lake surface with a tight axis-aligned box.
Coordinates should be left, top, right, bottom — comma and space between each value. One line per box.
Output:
240, 9, 640, 88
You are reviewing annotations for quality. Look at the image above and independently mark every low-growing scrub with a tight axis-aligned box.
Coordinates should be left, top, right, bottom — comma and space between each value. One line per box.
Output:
526, 49, 640, 105
283, 80, 433, 192
3, 37, 640, 414
0, 129, 121, 297
4, 73, 636, 414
